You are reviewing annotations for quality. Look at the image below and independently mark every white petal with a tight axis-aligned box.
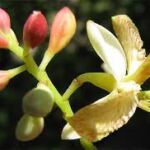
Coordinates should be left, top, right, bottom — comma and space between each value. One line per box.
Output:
61, 123, 80, 140
87, 20, 127, 80
101, 63, 112, 74
68, 90, 138, 142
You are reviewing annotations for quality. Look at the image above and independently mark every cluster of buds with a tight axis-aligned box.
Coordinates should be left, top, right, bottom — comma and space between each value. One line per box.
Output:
16, 83, 54, 141
0, 7, 76, 143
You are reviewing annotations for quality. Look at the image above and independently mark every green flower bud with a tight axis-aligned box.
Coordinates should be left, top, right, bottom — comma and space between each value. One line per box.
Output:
15, 114, 44, 141
23, 83, 54, 117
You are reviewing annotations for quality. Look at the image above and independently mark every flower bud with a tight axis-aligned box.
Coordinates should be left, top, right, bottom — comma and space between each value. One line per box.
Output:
0, 36, 9, 48
48, 7, 76, 54
15, 114, 44, 141
0, 70, 10, 91
0, 8, 11, 49
0, 8, 10, 33
23, 83, 54, 117
23, 11, 48, 48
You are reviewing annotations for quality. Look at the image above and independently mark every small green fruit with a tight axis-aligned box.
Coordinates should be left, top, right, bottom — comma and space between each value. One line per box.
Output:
23, 83, 54, 117
15, 114, 44, 141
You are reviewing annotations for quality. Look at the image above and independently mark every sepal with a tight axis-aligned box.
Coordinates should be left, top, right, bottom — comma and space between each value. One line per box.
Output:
77, 72, 117, 92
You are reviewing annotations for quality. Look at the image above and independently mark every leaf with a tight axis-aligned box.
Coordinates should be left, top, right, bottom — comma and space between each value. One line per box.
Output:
66, 90, 138, 142
87, 20, 126, 81
112, 15, 145, 74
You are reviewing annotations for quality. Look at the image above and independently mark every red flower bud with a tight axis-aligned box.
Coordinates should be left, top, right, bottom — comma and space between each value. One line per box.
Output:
0, 70, 10, 91
0, 8, 10, 33
23, 11, 48, 48
48, 7, 76, 54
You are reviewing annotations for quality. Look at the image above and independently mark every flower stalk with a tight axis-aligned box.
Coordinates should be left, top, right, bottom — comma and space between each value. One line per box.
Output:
9, 39, 96, 150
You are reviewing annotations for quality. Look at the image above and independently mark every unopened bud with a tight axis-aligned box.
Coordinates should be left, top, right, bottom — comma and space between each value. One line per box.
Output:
0, 8, 10, 33
15, 114, 44, 141
23, 11, 48, 48
0, 36, 9, 48
48, 7, 76, 54
0, 8, 11, 49
0, 70, 10, 91
23, 83, 54, 117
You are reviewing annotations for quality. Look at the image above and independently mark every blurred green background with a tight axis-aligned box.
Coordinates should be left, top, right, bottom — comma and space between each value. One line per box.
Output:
0, 0, 150, 149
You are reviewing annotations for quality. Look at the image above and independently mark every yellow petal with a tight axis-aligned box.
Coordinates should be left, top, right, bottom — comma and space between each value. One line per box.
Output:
124, 54, 150, 84
68, 90, 138, 142
112, 15, 145, 74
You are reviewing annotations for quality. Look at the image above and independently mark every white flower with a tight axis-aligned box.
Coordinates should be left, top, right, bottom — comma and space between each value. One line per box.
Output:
61, 15, 150, 142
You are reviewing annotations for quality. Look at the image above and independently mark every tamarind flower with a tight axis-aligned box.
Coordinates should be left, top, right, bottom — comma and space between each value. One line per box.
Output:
62, 15, 150, 142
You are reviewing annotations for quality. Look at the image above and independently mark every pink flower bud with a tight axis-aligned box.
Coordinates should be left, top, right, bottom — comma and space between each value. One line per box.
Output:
0, 36, 9, 48
23, 11, 48, 48
48, 7, 76, 54
0, 8, 10, 49
0, 70, 10, 91
0, 8, 10, 33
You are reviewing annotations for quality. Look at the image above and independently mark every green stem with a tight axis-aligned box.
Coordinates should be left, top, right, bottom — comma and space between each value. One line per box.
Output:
9, 65, 26, 78
80, 138, 97, 150
9, 43, 24, 59
63, 72, 116, 100
63, 79, 82, 100
9, 45, 96, 150
39, 50, 54, 71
